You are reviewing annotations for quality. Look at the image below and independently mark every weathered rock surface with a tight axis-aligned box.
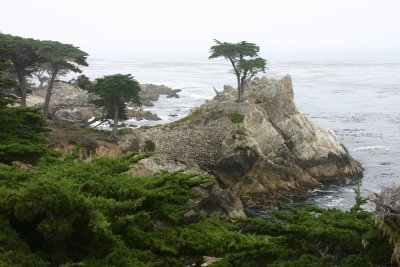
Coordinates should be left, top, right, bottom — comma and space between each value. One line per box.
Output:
131, 75, 363, 209
126, 107, 161, 121
139, 84, 181, 106
27, 82, 178, 122
28, 83, 102, 122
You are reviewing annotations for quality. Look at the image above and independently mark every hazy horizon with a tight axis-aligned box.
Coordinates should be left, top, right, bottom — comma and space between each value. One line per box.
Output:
2, 0, 400, 62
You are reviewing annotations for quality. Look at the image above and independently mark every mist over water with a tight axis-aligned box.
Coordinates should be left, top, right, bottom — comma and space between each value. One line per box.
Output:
82, 59, 400, 209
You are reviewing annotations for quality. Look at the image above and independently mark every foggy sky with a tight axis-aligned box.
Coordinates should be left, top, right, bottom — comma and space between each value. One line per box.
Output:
1, 0, 400, 60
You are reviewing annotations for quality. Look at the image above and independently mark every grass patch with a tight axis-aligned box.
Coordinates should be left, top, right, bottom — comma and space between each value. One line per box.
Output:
118, 127, 134, 135
169, 109, 201, 128
45, 120, 109, 144
230, 112, 244, 124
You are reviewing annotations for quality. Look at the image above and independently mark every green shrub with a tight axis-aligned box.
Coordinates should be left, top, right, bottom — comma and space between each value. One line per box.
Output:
230, 112, 244, 124
0, 144, 393, 266
118, 127, 134, 135
0, 106, 59, 164
216, 203, 392, 266
144, 140, 156, 152
1, 153, 244, 266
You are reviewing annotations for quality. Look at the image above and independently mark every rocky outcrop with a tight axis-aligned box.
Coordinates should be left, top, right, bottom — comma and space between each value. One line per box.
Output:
27, 82, 178, 123
139, 84, 181, 106
28, 83, 103, 122
126, 107, 161, 121
132, 75, 363, 209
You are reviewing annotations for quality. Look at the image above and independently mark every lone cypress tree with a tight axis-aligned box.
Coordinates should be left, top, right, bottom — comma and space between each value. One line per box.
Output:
209, 39, 267, 102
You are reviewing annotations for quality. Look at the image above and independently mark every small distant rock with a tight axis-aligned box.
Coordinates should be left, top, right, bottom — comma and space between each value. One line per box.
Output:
139, 84, 181, 106
127, 108, 161, 121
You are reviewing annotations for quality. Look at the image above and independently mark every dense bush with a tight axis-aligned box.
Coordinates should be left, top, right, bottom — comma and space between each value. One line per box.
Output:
0, 152, 262, 266
214, 203, 392, 266
0, 149, 393, 266
144, 139, 156, 152
0, 105, 59, 164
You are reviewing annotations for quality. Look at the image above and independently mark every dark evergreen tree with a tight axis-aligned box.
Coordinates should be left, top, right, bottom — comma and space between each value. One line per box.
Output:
209, 39, 267, 102
37, 40, 88, 118
81, 74, 141, 138
0, 33, 40, 106
0, 104, 58, 164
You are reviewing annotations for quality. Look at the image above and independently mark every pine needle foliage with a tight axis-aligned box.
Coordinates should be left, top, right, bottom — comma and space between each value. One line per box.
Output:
215, 203, 392, 266
0, 151, 261, 266
0, 105, 59, 164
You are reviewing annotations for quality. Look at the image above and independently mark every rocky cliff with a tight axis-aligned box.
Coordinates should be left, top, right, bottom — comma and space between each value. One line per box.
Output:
131, 75, 363, 208
42, 75, 363, 213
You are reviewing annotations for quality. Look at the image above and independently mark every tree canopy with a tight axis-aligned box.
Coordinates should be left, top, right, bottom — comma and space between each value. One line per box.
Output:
38, 40, 88, 118
80, 74, 141, 138
0, 34, 40, 106
0, 89, 59, 164
209, 39, 267, 102
0, 33, 88, 116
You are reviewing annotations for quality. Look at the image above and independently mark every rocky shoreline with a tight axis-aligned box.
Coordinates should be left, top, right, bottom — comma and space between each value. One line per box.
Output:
27, 82, 179, 124
34, 75, 363, 216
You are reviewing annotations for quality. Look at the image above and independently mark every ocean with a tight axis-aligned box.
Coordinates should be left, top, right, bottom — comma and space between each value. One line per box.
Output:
81, 58, 400, 209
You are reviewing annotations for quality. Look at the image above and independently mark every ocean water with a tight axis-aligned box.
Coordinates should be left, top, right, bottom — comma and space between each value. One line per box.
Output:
81, 59, 400, 209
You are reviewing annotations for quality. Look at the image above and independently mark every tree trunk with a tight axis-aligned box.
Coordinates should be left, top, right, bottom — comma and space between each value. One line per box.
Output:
43, 68, 58, 119
111, 103, 119, 139
17, 71, 27, 106
239, 73, 248, 102
229, 57, 242, 102
236, 75, 242, 102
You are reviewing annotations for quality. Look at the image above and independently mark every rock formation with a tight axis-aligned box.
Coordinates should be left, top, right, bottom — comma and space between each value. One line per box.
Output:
373, 186, 400, 263
27, 82, 176, 123
43, 75, 363, 215
131, 75, 363, 208
138, 84, 181, 106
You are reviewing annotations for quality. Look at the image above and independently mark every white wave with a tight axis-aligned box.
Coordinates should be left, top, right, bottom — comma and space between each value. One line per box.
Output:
352, 145, 396, 151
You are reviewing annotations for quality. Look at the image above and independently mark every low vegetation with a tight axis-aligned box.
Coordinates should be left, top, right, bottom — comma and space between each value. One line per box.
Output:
0, 151, 393, 266
118, 127, 134, 135
144, 139, 156, 152
230, 112, 244, 124
168, 109, 201, 128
